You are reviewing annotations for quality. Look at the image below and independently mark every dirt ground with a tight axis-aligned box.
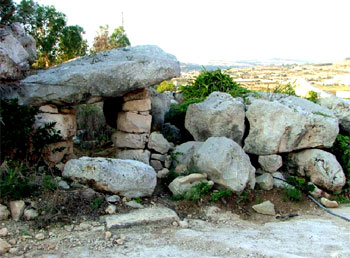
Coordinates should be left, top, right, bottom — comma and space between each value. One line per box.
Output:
2, 187, 350, 258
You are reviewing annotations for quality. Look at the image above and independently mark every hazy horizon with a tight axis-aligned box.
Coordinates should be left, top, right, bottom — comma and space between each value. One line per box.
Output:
31, 0, 350, 64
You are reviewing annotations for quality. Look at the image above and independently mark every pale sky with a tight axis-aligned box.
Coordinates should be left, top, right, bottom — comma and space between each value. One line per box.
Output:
35, 0, 350, 64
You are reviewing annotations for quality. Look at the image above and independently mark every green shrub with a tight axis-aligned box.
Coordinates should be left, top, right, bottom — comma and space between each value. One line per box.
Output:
180, 69, 250, 100
156, 81, 176, 93
284, 186, 302, 202
273, 82, 296, 96
331, 134, 350, 188
0, 99, 63, 164
182, 182, 213, 202
306, 90, 319, 103
209, 189, 232, 201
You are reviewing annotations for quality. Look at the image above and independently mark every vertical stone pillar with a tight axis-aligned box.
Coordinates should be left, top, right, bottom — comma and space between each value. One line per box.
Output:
113, 89, 152, 164
35, 104, 76, 165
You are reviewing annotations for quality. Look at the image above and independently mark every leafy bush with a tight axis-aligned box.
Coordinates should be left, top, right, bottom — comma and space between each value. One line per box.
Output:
306, 90, 319, 103
283, 176, 315, 202
209, 189, 232, 201
273, 82, 296, 96
0, 99, 63, 164
331, 134, 350, 188
157, 81, 176, 93
180, 69, 250, 100
182, 182, 213, 202
284, 186, 302, 202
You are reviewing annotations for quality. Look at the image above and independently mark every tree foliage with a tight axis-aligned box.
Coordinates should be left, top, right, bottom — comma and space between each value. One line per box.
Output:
91, 25, 130, 53
2, 0, 87, 68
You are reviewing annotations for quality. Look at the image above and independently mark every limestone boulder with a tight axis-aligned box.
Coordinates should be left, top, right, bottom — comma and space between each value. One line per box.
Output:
148, 132, 171, 154
122, 98, 151, 112
116, 149, 151, 165
63, 157, 157, 198
192, 137, 255, 192
318, 96, 350, 135
252, 201, 276, 216
112, 131, 149, 149
173, 141, 203, 167
149, 88, 171, 127
185, 92, 245, 145
35, 112, 77, 140
0, 23, 36, 80
258, 154, 283, 172
117, 112, 152, 133
168, 173, 210, 195
244, 94, 339, 155
3, 45, 180, 106
287, 149, 346, 192
256, 173, 274, 190
45, 140, 73, 164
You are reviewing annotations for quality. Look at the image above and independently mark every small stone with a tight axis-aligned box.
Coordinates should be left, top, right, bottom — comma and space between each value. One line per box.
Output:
157, 168, 170, 178
178, 220, 189, 228
9, 247, 19, 255
320, 197, 339, 208
105, 204, 117, 214
125, 201, 144, 209
172, 221, 179, 227
175, 164, 187, 174
106, 195, 121, 203
252, 201, 276, 216
8, 239, 16, 245
151, 153, 166, 162
256, 173, 274, 190
0, 205, 10, 220
0, 239, 11, 254
150, 159, 163, 171
58, 180, 70, 190
9, 200, 25, 221
0, 228, 8, 237
148, 132, 171, 154
35, 233, 45, 241
258, 154, 283, 172
78, 222, 91, 230
164, 155, 172, 168
116, 239, 124, 245
24, 209, 39, 220
105, 231, 112, 240
122, 197, 127, 203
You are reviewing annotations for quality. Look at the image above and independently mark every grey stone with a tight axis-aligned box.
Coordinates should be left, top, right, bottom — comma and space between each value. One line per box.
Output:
0, 205, 10, 221
287, 149, 346, 192
23, 209, 39, 220
116, 149, 151, 165
148, 132, 171, 154
105, 206, 179, 229
252, 201, 276, 215
157, 168, 170, 178
149, 88, 171, 127
256, 173, 274, 190
150, 160, 163, 171
117, 112, 152, 133
168, 173, 208, 195
58, 180, 70, 190
4, 45, 180, 106
258, 154, 283, 173
173, 141, 203, 167
9, 200, 25, 221
63, 157, 157, 198
244, 94, 339, 155
106, 195, 121, 203
125, 200, 144, 209
112, 131, 149, 149
185, 92, 246, 145
151, 153, 166, 162
272, 172, 290, 188
105, 204, 117, 214
193, 137, 255, 192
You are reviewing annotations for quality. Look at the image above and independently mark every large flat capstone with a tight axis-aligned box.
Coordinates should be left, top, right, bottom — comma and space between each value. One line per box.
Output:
4, 45, 180, 106
105, 206, 179, 229
63, 157, 157, 198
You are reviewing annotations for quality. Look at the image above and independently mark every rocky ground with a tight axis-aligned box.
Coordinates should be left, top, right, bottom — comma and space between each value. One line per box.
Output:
1, 189, 349, 258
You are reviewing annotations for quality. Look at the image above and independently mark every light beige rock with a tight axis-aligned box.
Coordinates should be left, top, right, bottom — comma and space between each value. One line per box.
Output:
39, 104, 59, 114
185, 92, 246, 145
0, 228, 8, 237
151, 153, 166, 162
123, 88, 150, 102
244, 96, 339, 155
117, 112, 152, 133
0, 239, 11, 254
35, 233, 45, 240
320, 197, 339, 208
252, 201, 276, 216
35, 113, 77, 140
0, 205, 10, 220
258, 154, 283, 172
116, 149, 151, 165
256, 173, 274, 190
105, 205, 117, 214
308, 183, 323, 198
193, 137, 255, 192
168, 173, 208, 195
45, 140, 73, 164
287, 149, 346, 192
148, 132, 171, 154
9, 200, 25, 221
23, 209, 39, 220
122, 98, 151, 112
105, 206, 179, 229
112, 131, 149, 149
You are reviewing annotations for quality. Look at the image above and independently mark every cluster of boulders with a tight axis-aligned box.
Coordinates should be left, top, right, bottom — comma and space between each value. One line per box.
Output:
0, 201, 38, 222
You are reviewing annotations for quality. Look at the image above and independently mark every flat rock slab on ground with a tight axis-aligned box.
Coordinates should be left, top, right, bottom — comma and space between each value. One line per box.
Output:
105, 206, 179, 229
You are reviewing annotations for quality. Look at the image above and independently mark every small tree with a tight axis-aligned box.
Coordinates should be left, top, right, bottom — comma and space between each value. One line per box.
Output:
91, 25, 131, 53
110, 26, 130, 48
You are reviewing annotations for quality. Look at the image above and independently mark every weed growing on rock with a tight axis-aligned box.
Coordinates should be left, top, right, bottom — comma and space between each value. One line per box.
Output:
209, 189, 232, 201
306, 90, 319, 103
182, 182, 213, 202
156, 80, 176, 93
273, 82, 296, 96
284, 186, 302, 202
